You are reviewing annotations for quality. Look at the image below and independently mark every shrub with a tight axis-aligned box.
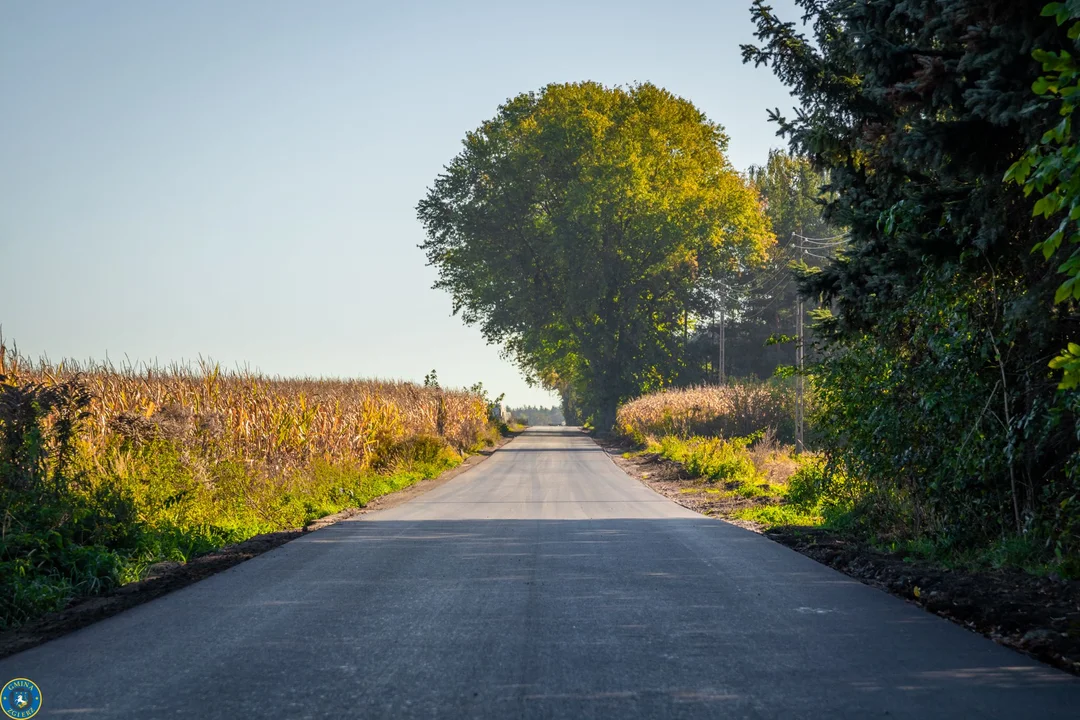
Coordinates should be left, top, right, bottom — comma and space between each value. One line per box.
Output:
785, 453, 866, 527
380, 434, 461, 471
652, 435, 762, 487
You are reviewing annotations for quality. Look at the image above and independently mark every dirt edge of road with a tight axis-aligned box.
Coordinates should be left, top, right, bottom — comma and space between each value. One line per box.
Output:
594, 434, 1080, 677
0, 432, 520, 660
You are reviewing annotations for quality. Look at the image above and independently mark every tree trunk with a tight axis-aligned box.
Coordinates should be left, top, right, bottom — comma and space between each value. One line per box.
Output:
594, 401, 618, 434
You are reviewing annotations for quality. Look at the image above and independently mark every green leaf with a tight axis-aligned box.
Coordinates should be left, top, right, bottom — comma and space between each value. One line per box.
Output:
1055, 282, 1073, 303
1046, 228, 1066, 258
1042, 2, 1065, 17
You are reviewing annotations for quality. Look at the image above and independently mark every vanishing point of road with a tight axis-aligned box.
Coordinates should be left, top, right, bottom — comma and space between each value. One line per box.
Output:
2, 427, 1079, 718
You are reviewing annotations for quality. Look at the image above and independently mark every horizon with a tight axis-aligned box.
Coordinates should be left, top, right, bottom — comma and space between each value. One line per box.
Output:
1, 0, 800, 406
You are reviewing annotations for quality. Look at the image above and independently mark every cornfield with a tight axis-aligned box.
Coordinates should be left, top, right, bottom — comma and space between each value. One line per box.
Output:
616, 381, 797, 444
0, 341, 497, 628
0, 344, 491, 473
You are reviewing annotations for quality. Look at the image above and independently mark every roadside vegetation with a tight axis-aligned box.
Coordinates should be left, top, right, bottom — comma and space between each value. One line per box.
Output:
0, 345, 498, 630
615, 383, 834, 529
416, 0, 1080, 582
736, 0, 1080, 577
615, 382, 1074, 578
639, 434, 825, 528
616, 383, 796, 446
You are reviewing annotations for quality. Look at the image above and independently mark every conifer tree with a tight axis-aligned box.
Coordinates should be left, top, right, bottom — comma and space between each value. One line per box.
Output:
743, 0, 1080, 549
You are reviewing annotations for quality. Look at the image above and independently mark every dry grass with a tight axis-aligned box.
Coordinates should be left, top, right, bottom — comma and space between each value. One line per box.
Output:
616, 381, 796, 445
0, 345, 491, 474
747, 428, 799, 486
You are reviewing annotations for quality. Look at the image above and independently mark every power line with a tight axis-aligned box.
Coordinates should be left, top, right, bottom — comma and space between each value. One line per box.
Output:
741, 256, 796, 293
793, 239, 847, 249
795, 244, 847, 253
792, 231, 850, 244
796, 240, 848, 249
744, 278, 794, 319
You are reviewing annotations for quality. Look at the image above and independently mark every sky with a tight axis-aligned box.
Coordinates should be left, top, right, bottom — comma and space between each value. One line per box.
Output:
0, 0, 801, 407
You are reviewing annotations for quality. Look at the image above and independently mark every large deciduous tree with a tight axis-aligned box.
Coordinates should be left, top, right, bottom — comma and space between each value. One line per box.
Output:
418, 82, 772, 427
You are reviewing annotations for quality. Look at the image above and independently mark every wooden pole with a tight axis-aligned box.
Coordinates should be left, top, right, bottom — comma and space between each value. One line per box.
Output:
795, 235, 805, 452
719, 304, 726, 385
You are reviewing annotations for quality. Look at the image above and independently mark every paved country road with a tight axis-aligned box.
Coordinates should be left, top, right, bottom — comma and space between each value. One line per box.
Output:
2, 428, 1079, 719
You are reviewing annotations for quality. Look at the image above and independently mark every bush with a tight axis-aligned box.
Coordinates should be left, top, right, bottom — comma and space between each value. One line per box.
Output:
810, 273, 1080, 553
377, 434, 460, 471
784, 453, 866, 528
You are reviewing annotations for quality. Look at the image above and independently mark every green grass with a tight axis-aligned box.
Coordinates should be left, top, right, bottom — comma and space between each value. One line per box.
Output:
733, 503, 824, 526
731, 481, 773, 499
875, 534, 1080, 579
648, 435, 760, 485
0, 436, 465, 631
641, 432, 828, 530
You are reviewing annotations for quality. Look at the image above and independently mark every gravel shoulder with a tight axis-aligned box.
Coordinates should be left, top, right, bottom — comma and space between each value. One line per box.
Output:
596, 435, 1080, 677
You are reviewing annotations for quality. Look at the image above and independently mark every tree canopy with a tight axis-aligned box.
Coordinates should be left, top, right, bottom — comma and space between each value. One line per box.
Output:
673, 149, 840, 384
742, 0, 1080, 550
749, 149, 834, 244
418, 82, 772, 426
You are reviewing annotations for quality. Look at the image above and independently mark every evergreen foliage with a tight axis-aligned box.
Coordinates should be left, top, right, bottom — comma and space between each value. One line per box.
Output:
743, 0, 1080, 558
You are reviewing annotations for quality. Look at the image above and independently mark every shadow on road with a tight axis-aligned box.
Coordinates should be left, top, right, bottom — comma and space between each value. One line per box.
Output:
5, 518, 1077, 719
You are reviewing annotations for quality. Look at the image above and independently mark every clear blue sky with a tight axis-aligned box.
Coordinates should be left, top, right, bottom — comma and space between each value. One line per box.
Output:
0, 0, 800, 407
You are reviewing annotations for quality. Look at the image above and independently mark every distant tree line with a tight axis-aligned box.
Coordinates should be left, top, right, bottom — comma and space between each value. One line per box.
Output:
507, 405, 565, 426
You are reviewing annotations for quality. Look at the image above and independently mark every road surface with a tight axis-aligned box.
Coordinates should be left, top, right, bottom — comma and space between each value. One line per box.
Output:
2, 427, 1078, 718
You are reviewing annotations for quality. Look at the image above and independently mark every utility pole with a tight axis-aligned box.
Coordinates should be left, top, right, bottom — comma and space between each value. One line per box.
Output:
795, 233, 805, 452
714, 287, 727, 386
718, 304, 726, 385
789, 230, 848, 452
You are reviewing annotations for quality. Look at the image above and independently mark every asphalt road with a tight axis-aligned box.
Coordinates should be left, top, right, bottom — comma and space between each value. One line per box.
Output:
3, 427, 1079, 719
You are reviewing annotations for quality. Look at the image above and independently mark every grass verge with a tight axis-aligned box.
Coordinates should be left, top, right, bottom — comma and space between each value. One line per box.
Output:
630, 432, 826, 529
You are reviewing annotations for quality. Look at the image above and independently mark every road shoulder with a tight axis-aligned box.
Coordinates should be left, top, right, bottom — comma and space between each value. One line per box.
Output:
592, 433, 1080, 677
